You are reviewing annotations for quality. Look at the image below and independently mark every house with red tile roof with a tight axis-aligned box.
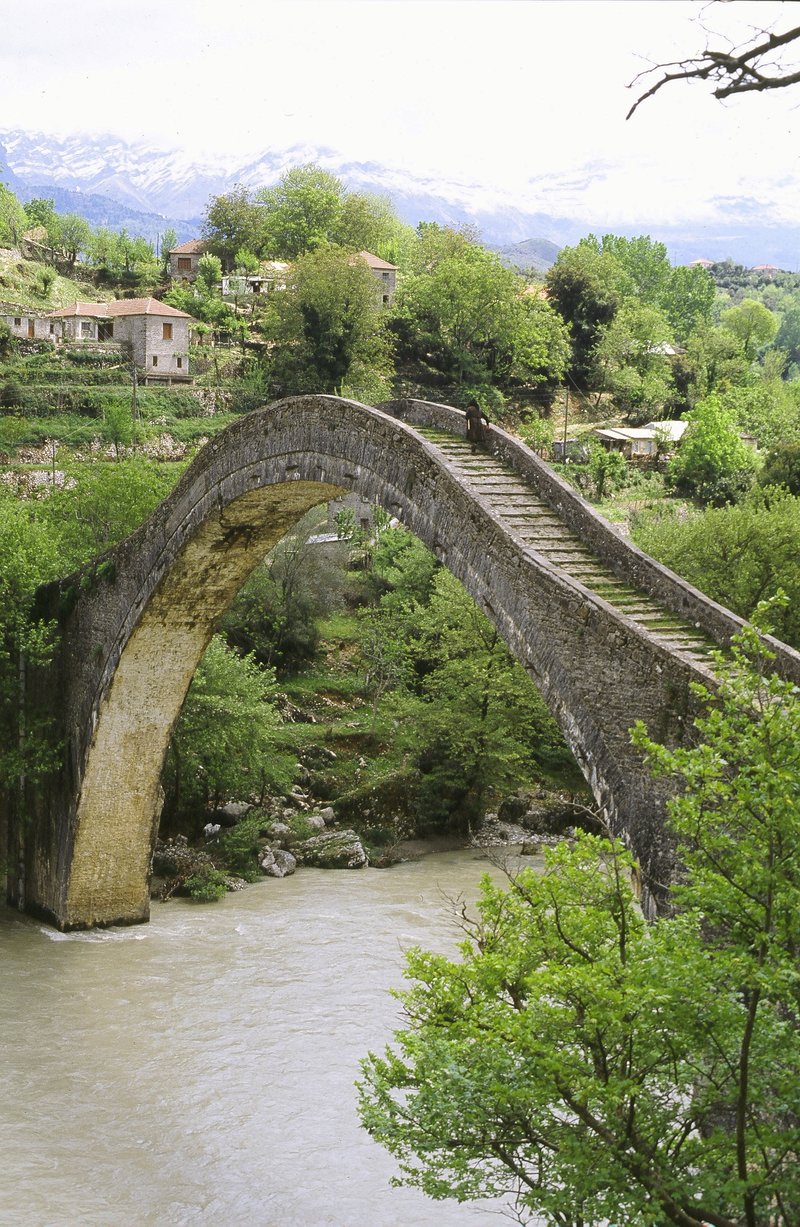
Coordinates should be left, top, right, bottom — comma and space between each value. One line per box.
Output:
47, 297, 194, 381
167, 238, 207, 283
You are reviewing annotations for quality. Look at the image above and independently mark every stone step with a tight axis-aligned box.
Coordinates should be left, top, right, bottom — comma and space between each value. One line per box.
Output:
418, 425, 723, 667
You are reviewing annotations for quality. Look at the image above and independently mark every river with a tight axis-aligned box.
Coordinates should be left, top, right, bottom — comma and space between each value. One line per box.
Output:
1, 847, 541, 1227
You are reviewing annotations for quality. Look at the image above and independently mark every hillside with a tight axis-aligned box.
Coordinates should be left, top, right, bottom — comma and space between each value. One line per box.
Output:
0, 247, 110, 311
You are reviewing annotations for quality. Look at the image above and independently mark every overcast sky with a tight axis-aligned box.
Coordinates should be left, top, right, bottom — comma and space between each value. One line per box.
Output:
1, 0, 799, 228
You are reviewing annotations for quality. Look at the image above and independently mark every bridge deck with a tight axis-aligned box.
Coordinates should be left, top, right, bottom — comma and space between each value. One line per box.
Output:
419, 427, 720, 669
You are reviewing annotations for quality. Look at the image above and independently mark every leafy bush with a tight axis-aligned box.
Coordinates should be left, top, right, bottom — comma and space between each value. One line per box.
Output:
184, 864, 228, 902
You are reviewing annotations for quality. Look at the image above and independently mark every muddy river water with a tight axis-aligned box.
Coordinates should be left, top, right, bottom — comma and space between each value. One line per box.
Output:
1, 847, 542, 1227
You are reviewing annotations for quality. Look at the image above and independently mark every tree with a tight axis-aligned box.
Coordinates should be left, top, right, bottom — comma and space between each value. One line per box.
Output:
58, 212, 91, 270
162, 634, 293, 828
202, 185, 266, 267
660, 262, 716, 342
669, 392, 759, 503
395, 230, 568, 397
594, 300, 675, 421
196, 251, 223, 296
545, 243, 629, 387
0, 183, 28, 247
331, 190, 409, 261
258, 164, 344, 260
359, 612, 800, 1226
721, 298, 779, 361
44, 457, 179, 571
629, 13, 800, 115
262, 245, 392, 398
760, 439, 800, 495
633, 487, 800, 648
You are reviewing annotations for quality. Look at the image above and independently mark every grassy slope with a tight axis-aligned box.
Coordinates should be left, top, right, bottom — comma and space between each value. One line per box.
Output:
0, 248, 110, 311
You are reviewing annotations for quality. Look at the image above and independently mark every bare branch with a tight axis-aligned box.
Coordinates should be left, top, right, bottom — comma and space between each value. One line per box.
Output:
627, 17, 800, 119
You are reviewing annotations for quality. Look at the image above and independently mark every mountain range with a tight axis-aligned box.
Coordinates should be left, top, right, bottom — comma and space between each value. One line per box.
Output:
1, 128, 798, 271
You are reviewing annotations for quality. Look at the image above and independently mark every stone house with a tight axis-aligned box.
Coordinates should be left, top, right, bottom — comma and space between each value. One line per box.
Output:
47, 298, 194, 381
357, 251, 398, 305
167, 239, 207, 283
2, 309, 61, 342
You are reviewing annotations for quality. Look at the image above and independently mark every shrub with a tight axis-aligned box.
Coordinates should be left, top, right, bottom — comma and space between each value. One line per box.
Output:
184, 864, 228, 902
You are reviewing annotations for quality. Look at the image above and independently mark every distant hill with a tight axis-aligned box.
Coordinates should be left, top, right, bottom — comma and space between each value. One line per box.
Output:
494, 238, 561, 276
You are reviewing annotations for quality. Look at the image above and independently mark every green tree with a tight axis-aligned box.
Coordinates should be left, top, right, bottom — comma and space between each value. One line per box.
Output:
262, 245, 392, 397
258, 164, 344, 259
722, 298, 779, 361
331, 191, 409, 261
58, 213, 91, 270
660, 262, 716, 342
44, 457, 179, 571
669, 392, 759, 504
0, 183, 28, 246
545, 242, 629, 387
162, 634, 293, 827
196, 251, 223, 296
202, 185, 266, 266
0, 492, 61, 795
760, 439, 800, 494
395, 232, 568, 396
359, 613, 800, 1226
633, 487, 800, 648
594, 300, 675, 421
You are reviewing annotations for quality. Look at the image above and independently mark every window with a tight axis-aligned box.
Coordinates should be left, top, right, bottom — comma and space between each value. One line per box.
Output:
176, 356, 183, 369
162, 322, 173, 340
49, 324, 55, 334
81, 321, 92, 337
382, 271, 390, 282
13, 317, 20, 326
177, 257, 191, 271
152, 356, 158, 367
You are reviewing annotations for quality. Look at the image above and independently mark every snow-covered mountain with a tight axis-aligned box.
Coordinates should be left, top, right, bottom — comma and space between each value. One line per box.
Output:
2, 128, 799, 269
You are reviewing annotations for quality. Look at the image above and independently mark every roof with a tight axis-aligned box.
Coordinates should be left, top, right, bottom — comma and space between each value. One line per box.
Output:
595, 421, 688, 444
687, 258, 714, 267
357, 250, 398, 271
48, 297, 192, 320
169, 239, 206, 255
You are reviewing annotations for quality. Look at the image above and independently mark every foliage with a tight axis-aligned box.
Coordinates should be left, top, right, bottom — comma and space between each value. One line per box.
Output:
594, 300, 675, 421
257, 164, 345, 259
668, 393, 759, 504
261, 245, 392, 396
632, 487, 800, 648
359, 612, 800, 1225
545, 242, 628, 387
360, 564, 573, 830
184, 863, 228, 902
0, 492, 61, 792
162, 635, 294, 830
222, 511, 329, 674
760, 438, 800, 494
394, 227, 569, 396
0, 182, 28, 246
721, 298, 779, 360
43, 457, 180, 571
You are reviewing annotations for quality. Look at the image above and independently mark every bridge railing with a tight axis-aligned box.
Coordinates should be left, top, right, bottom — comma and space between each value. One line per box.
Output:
381, 397, 800, 687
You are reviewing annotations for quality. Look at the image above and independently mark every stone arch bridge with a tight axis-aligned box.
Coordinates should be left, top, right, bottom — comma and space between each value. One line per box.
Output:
8, 396, 800, 930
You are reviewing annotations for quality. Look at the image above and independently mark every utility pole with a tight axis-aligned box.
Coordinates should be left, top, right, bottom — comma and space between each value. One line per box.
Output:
563, 385, 569, 454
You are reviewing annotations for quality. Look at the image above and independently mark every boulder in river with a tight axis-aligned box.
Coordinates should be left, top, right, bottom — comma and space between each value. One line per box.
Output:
293, 830, 368, 869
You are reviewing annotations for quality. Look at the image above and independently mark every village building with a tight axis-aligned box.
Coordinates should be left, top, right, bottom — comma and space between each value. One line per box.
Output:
2, 308, 60, 342
167, 238, 207, 283
46, 298, 194, 382
593, 419, 688, 460
221, 261, 289, 298
357, 250, 398, 304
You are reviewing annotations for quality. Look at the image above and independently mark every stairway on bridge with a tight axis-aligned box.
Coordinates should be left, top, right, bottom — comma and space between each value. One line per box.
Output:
419, 427, 720, 670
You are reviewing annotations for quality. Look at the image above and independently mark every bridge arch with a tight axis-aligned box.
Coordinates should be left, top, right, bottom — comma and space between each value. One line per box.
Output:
17, 395, 800, 930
